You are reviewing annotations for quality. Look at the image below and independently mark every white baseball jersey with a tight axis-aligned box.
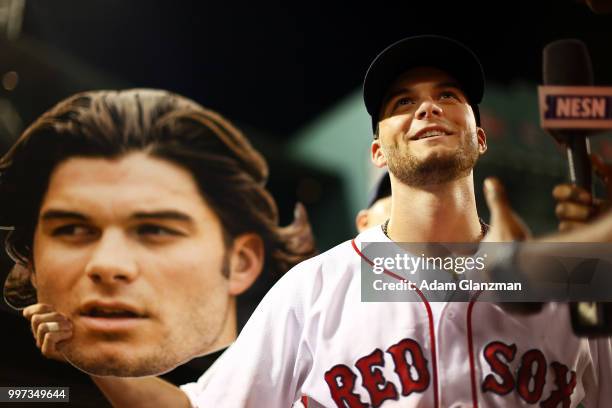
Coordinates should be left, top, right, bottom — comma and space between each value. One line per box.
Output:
180, 226, 612, 407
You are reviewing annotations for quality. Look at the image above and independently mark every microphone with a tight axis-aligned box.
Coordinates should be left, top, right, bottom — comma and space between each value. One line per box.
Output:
541, 39, 612, 336
542, 39, 593, 192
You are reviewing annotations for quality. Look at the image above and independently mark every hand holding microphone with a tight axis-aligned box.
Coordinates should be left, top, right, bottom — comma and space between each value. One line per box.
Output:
554, 154, 612, 232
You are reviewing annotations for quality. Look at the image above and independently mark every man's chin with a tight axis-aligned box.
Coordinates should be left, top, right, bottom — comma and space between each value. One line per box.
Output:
414, 144, 457, 160
61, 343, 176, 377
390, 154, 475, 187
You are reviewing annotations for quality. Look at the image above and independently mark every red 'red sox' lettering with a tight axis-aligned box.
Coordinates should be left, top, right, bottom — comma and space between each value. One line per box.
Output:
325, 338, 429, 407
354, 348, 398, 407
325, 339, 577, 407
482, 341, 576, 405
324, 365, 368, 408
517, 349, 547, 403
482, 341, 517, 394
386, 338, 430, 396
540, 362, 577, 408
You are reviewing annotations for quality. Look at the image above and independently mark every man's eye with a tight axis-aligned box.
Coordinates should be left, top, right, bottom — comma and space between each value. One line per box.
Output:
396, 97, 414, 106
136, 224, 182, 237
51, 225, 96, 237
439, 91, 459, 100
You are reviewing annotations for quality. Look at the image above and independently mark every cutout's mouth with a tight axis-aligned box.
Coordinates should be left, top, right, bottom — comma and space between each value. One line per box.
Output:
79, 302, 147, 319
82, 307, 141, 318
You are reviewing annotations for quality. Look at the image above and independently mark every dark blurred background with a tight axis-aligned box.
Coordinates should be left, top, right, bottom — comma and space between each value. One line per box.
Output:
0, 0, 611, 405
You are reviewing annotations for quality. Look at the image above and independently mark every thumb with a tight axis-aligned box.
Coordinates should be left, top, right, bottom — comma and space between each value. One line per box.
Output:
483, 177, 511, 219
482, 177, 532, 242
293, 202, 308, 226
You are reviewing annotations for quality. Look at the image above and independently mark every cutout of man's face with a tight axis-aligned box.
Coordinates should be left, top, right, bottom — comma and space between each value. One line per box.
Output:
32, 152, 235, 376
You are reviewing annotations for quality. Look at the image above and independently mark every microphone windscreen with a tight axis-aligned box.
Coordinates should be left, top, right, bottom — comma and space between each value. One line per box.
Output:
543, 39, 594, 86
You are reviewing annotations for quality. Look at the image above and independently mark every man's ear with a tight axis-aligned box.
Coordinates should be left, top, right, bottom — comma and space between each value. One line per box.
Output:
477, 127, 487, 155
371, 139, 387, 168
227, 233, 264, 296
355, 209, 369, 233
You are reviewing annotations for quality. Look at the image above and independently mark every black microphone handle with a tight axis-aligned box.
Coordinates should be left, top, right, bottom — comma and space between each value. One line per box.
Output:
565, 135, 612, 337
566, 135, 592, 192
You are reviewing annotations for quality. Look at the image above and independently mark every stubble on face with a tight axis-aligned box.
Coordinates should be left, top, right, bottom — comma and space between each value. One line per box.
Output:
383, 130, 480, 187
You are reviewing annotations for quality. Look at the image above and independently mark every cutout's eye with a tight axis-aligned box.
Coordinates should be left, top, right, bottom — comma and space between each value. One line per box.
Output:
135, 224, 183, 237
51, 224, 96, 237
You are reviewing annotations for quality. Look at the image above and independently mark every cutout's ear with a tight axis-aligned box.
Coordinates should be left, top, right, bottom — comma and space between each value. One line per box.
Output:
355, 209, 370, 233
29, 270, 37, 289
371, 139, 387, 168
477, 127, 487, 155
227, 233, 264, 296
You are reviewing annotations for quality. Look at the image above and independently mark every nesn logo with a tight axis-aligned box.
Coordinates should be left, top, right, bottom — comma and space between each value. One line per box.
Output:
544, 95, 612, 120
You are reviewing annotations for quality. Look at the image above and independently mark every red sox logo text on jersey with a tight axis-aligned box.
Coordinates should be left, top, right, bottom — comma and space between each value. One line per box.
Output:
324, 338, 576, 408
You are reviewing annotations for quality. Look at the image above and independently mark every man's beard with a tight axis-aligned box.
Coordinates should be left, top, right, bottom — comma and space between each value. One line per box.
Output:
385, 133, 479, 187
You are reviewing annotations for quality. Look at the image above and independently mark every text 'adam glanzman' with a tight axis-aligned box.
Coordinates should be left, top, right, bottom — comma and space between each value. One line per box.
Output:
373, 279, 522, 292
372, 253, 487, 275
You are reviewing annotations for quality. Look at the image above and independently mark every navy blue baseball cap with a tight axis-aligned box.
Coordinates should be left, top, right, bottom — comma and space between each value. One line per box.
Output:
363, 35, 485, 134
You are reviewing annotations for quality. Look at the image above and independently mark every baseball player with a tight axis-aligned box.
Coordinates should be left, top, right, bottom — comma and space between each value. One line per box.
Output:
21, 38, 612, 407
175, 35, 611, 407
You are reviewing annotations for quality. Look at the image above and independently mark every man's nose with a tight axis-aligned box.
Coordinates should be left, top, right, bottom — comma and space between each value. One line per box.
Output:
85, 229, 139, 286
415, 99, 443, 120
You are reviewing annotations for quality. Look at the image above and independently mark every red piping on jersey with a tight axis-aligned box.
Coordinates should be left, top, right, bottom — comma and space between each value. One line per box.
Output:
351, 239, 439, 408
301, 395, 308, 407
467, 291, 483, 408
